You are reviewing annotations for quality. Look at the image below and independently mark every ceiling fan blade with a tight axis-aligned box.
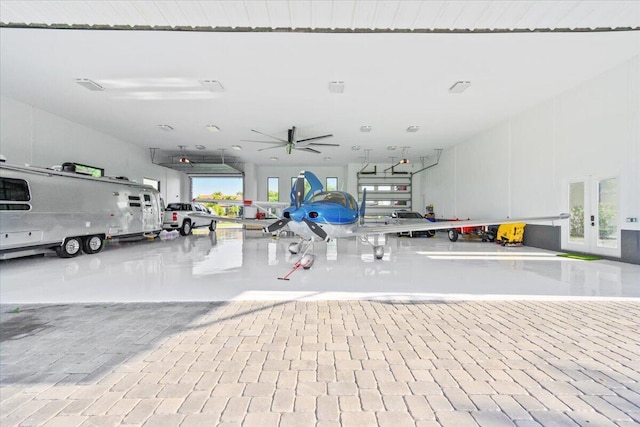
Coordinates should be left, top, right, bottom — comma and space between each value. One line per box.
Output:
241, 139, 288, 144
307, 142, 340, 147
251, 129, 288, 143
258, 145, 287, 151
294, 147, 321, 154
296, 134, 333, 143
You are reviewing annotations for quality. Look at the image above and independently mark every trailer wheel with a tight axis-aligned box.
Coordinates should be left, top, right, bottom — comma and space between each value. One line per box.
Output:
448, 229, 459, 242
82, 235, 104, 254
209, 221, 216, 231
180, 220, 192, 236
56, 237, 82, 258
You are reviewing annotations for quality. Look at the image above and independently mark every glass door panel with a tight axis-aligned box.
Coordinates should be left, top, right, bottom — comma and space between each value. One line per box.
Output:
597, 177, 618, 249
569, 182, 585, 245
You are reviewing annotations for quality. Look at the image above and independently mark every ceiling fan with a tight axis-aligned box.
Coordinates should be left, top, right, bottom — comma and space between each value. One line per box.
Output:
243, 126, 338, 154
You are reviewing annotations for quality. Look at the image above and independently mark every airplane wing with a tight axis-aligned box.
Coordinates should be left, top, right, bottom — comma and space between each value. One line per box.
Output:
196, 199, 290, 210
351, 214, 569, 236
189, 213, 275, 228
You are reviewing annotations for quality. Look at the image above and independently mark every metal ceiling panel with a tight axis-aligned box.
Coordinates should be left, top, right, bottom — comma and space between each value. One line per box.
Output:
1, 1, 638, 30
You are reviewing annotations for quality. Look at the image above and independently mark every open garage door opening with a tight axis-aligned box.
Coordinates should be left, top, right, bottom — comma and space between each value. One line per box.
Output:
192, 176, 244, 228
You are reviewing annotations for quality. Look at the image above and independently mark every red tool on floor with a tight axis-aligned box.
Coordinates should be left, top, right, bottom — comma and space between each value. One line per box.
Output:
278, 254, 314, 280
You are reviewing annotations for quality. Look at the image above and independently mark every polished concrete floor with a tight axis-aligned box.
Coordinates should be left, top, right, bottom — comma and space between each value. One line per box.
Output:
0, 229, 638, 304
1, 230, 639, 426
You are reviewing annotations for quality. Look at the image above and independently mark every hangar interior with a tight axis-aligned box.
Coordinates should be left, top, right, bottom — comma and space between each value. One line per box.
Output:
1, 2, 639, 427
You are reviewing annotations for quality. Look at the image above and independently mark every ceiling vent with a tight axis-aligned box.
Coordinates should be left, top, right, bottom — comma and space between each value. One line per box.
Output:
200, 80, 224, 92
75, 78, 104, 91
449, 81, 471, 93
328, 81, 345, 93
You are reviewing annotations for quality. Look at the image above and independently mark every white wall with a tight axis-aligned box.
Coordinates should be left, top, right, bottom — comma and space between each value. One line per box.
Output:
420, 55, 640, 231
0, 96, 189, 203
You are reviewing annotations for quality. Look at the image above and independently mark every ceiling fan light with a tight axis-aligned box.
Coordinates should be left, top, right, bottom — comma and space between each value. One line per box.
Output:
449, 81, 471, 93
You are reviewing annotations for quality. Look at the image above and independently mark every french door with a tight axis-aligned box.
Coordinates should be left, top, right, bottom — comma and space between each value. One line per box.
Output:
563, 177, 620, 257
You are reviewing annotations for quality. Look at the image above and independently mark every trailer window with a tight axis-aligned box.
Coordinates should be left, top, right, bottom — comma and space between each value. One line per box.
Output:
0, 178, 30, 201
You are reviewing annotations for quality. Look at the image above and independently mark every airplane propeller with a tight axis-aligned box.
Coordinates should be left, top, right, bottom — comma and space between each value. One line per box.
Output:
263, 172, 329, 241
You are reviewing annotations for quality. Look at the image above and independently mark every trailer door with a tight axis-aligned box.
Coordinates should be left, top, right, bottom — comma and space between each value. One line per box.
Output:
141, 191, 160, 232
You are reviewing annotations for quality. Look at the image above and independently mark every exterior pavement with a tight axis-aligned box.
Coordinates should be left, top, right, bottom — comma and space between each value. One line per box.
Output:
1, 300, 639, 426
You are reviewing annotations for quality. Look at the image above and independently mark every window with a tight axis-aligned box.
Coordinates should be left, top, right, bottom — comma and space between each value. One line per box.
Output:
0, 178, 30, 201
268, 177, 279, 202
326, 177, 338, 191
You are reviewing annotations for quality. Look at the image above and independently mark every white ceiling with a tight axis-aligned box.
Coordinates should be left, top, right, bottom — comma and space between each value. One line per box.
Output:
1, 1, 639, 169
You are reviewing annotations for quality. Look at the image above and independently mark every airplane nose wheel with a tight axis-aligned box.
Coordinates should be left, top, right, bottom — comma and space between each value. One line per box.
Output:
374, 246, 384, 260
288, 242, 301, 254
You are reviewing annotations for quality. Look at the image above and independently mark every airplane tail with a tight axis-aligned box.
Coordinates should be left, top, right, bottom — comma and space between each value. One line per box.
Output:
359, 188, 367, 225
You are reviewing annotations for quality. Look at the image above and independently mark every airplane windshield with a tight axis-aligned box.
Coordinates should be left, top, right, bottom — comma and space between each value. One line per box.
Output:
308, 191, 347, 207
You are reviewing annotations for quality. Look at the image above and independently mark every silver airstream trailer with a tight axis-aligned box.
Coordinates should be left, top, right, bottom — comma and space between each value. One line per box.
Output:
0, 161, 164, 259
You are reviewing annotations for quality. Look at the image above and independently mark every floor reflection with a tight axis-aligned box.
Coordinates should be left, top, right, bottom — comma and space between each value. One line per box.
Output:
0, 228, 638, 303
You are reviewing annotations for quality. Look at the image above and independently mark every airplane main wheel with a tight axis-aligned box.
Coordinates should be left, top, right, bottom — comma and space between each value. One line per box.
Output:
448, 229, 459, 242
374, 246, 384, 260
288, 242, 301, 254
209, 221, 216, 231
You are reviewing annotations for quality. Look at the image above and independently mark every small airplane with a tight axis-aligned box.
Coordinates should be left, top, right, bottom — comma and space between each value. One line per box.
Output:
197, 171, 568, 276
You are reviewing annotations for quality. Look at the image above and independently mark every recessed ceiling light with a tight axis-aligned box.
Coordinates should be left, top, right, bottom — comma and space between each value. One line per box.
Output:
178, 157, 190, 163
324, 157, 331, 161
200, 80, 224, 92
195, 145, 206, 150
387, 146, 397, 151
231, 145, 242, 151
270, 156, 278, 161
351, 146, 361, 151
206, 125, 220, 132
328, 81, 345, 93
75, 78, 104, 91
449, 81, 471, 93
407, 126, 420, 132
360, 126, 372, 132
157, 124, 174, 131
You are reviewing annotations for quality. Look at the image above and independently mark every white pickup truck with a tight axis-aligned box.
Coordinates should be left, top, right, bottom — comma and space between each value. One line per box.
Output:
163, 202, 217, 235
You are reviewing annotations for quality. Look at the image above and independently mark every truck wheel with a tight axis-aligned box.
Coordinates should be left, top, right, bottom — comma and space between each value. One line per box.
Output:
448, 229, 459, 242
209, 221, 216, 231
180, 220, 192, 236
56, 237, 82, 258
82, 235, 104, 254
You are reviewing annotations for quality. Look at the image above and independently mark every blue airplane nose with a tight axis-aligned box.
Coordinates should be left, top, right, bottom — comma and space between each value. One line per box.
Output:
289, 208, 305, 222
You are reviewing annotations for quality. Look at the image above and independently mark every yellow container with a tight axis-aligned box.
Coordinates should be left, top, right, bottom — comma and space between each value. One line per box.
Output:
496, 223, 526, 244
